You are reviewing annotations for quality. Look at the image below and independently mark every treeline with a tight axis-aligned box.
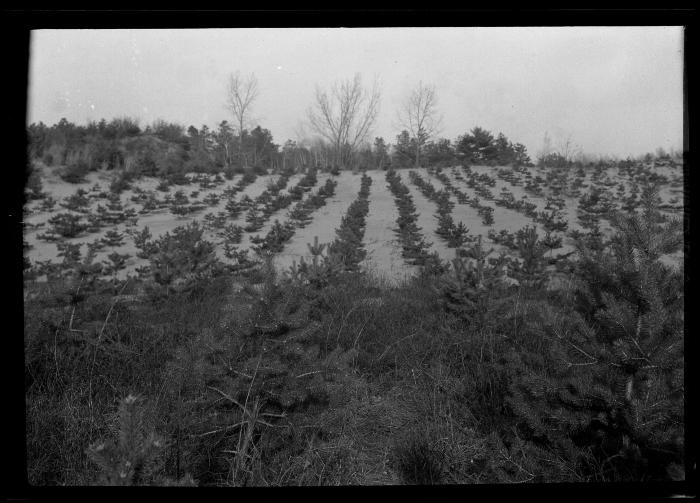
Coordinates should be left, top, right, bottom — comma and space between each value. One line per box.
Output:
27, 116, 683, 182
26, 117, 293, 181
392, 126, 531, 168
27, 119, 538, 182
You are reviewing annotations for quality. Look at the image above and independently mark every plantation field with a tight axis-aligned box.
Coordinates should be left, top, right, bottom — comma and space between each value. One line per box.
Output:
22, 160, 686, 486
23, 162, 684, 283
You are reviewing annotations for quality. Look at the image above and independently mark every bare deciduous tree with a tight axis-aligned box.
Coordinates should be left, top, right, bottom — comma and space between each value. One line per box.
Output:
537, 131, 553, 167
396, 81, 443, 167
307, 137, 333, 168
307, 73, 381, 169
226, 71, 259, 167
558, 133, 582, 164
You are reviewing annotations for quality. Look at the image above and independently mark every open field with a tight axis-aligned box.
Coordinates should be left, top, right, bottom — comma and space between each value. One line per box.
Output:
22, 162, 686, 487
23, 162, 684, 283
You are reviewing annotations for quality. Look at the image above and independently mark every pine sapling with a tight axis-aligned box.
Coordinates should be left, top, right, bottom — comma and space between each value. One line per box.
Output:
102, 229, 126, 248
86, 395, 196, 486
103, 252, 131, 276
56, 241, 82, 269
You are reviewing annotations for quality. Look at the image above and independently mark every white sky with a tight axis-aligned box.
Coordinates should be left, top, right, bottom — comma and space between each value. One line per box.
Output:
27, 27, 684, 158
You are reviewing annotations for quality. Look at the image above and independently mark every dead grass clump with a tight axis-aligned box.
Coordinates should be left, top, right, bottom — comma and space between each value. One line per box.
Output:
392, 428, 447, 485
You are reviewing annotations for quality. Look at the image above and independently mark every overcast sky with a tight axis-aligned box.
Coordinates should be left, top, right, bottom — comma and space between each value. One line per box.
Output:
28, 27, 683, 158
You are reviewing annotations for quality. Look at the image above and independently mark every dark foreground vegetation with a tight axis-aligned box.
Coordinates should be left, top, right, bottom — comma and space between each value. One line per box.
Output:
23, 179, 684, 485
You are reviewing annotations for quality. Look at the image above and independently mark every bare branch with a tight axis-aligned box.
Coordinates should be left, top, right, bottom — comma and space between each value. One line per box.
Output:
306, 73, 381, 168
226, 71, 259, 166
396, 81, 443, 166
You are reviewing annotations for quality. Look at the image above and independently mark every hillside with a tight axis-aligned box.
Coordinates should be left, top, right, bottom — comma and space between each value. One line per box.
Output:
23, 151, 685, 485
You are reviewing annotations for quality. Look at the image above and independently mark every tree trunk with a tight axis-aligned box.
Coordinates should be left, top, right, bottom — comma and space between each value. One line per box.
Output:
239, 122, 246, 167
223, 143, 230, 168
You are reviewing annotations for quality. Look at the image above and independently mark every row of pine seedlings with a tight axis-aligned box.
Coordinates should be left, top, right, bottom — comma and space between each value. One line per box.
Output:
284, 172, 372, 286
131, 168, 339, 276
248, 167, 338, 257
433, 167, 496, 225
455, 165, 496, 225
325, 172, 373, 272
408, 170, 472, 252
385, 169, 434, 266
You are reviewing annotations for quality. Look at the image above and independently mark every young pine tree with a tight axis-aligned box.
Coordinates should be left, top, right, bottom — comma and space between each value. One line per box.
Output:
506, 184, 684, 482
147, 222, 224, 297
86, 395, 196, 486
572, 184, 684, 476
511, 225, 548, 290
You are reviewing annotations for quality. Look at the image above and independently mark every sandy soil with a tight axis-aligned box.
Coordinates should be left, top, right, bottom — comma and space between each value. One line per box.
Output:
360, 170, 416, 284
273, 171, 358, 274
24, 163, 684, 283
